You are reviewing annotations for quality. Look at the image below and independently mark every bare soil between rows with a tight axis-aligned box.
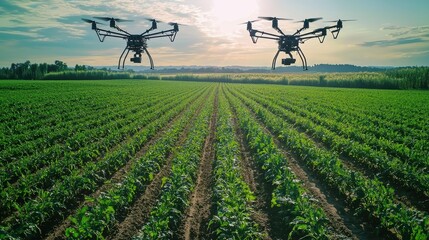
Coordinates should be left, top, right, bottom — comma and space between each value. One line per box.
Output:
179, 85, 219, 240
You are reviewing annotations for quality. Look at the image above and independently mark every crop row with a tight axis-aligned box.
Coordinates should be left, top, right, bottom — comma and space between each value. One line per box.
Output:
246, 86, 428, 149
227, 84, 428, 239
133, 86, 215, 239
0, 86, 207, 239
0, 90, 186, 187
208, 89, 262, 238
0, 90, 174, 163
224, 86, 331, 239
65, 85, 211, 239
0, 88, 203, 220
236, 87, 429, 198
244, 87, 429, 169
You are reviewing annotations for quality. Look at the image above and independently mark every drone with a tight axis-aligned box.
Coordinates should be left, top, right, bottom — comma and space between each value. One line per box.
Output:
244, 17, 354, 70
82, 17, 182, 69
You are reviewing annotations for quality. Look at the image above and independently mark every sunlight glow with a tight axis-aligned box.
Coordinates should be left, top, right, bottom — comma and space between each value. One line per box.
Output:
209, 0, 259, 37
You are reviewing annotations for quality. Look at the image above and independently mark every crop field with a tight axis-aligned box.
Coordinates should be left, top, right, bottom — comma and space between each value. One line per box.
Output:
0, 79, 428, 239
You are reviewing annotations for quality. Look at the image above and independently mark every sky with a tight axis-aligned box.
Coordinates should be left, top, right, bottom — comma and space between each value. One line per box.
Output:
0, 0, 429, 69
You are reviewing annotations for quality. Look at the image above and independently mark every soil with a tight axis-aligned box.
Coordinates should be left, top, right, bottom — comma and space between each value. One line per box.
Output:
230, 103, 273, 240
180, 85, 219, 240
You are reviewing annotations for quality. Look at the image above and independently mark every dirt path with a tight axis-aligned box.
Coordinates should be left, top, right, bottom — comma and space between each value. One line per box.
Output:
108, 90, 211, 240
180, 85, 218, 240
44, 91, 205, 240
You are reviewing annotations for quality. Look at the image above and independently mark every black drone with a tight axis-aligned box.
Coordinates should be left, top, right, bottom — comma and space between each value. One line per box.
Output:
82, 17, 182, 69
244, 17, 354, 70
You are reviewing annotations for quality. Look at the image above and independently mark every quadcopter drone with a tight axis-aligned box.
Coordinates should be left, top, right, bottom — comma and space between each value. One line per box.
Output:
82, 17, 182, 69
244, 17, 354, 70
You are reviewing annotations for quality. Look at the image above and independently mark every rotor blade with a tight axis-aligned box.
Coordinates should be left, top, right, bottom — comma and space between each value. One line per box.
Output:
144, 18, 162, 23
240, 20, 259, 25
93, 17, 132, 22
168, 22, 188, 26
326, 19, 356, 22
276, 17, 293, 20
297, 17, 322, 23
258, 16, 292, 21
115, 18, 133, 22
82, 18, 94, 23
81, 18, 103, 24
258, 16, 274, 21
93, 17, 112, 21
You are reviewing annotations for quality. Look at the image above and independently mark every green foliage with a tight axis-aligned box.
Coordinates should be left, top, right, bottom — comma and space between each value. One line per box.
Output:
160, 68, 429, 89
134, 89, 214, 239
1, 80, 428, 239
64, 86, 209, 239
227, 83, 429, 239
208, 90, 263, 239
226, 86, 330, 239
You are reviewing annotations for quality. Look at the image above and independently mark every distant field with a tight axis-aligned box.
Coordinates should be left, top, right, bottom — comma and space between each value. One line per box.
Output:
0, 80, 428, 239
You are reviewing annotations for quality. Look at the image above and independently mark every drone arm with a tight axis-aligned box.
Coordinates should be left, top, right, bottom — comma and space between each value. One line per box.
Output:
299, 35, 323, 41
273, 27, 287, 36
145, 32, 178, 42
95, 27, 129, 42
293, 27, 306, 36
250, 29, 280, 43
114, 25, 131, 35
324, 25, 341, 39
143, 28, 177, 38
141, 27, 156, 35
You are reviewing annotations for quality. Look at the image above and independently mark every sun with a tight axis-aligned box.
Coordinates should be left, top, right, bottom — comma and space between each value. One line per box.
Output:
210, 0, 259, 37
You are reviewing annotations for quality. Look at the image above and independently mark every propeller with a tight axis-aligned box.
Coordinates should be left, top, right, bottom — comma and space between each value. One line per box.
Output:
296, 17, 323, 23
241, 20, 259, 31
326, 19, 356, 22
93, 17, 133, 22
81, 18, 103, 24
168, 22, 187, 26
168, 22, 187, 31
326, 19, 355, 29
240, 20, 259, 25
258, 16, 292, 21
144, 18, 163, 23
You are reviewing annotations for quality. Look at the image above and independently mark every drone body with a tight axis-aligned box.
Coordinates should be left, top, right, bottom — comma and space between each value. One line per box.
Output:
245, 17, 354, 70
82, 17, 182, 69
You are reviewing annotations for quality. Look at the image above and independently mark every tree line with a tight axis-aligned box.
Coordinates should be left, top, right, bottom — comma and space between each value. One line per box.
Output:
0, 60, 93, 80
1, 60, 428, 89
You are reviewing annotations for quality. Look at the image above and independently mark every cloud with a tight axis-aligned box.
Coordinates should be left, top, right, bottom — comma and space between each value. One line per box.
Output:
360, 24, 429, 47
360, 37, 427, 47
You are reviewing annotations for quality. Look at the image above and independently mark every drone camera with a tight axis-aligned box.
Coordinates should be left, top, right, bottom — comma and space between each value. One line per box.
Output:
131, 57, 142, 63
282, 58, 296, 65
131, 53, 142, 63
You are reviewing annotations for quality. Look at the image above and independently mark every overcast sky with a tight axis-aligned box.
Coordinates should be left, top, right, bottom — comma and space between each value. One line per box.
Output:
0, 0, 428, 68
